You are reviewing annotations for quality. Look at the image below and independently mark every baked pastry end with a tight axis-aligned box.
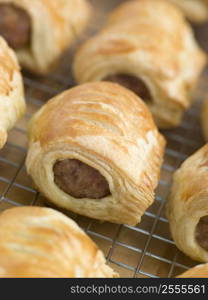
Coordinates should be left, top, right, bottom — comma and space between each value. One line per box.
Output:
177, 263, 208, 278
167, 144, 208, 262
0, 206, 118, 278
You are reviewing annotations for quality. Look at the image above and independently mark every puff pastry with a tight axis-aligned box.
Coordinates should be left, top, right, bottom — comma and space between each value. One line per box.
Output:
167, 144, 208, 262
26, 82, 165, 225
178, 263, 208, 278
0, 206, 118, 278
168, 0, 208, 23
0, 36, 25, 149
73, 0, 206, 129
0, 0, 91, 74
201, 99, 208, 141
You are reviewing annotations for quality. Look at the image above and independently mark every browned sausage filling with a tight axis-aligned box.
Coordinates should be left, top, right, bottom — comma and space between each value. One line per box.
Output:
104, 74, 153, 103
195, 216, 208, 251
193, 23, 208, 53
0, 4, 31, 49
53, 159, 111, 199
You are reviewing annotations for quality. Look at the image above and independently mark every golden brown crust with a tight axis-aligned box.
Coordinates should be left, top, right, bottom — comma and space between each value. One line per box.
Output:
167, 144, 208, 262
73, 0, 206, 129
168, 0, 208, 23
201, 100, 208, 141
0, 36, 25, 149
177, 263, 208, 278
26, 82, 165, 225
0, 0, 92, 74
0, 206, 118, 278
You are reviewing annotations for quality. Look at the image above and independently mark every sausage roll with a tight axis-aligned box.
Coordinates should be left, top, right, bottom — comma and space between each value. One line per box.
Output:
73, 0, 206, 129
0, 206, 118, 278
0, 0, 91, 74
26, 82, 165, 226
167, 144, 208, 262
168, 0, 208, 23
0, 36, 25, 149
178, 263, 208, 278
201, 99, 208, 141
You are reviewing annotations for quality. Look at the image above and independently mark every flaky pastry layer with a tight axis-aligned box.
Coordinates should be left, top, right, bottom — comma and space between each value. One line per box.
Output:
0, 36, 25, 149
178, 263, 208, 278
168, 0, 208, 23
167, 144, 208, 262
0, 206, 118, 277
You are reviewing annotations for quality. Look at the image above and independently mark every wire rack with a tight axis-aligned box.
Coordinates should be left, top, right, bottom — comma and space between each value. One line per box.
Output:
0, 0, 207, 278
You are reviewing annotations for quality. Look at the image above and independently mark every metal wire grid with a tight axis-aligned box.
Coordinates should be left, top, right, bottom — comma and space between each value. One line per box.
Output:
0, 0, 206, 278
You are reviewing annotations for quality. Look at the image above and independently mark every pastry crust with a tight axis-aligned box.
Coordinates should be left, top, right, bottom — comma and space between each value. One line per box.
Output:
201, 99, 208, 141
0, 206, 118, 278
167, 144, 208, 262
73, 0, 206, 129
177, 263, 208, 278
26, 82, 165, 226
0, 36, 25, 149
0, 0, 92, 74
168, 0, 208, 23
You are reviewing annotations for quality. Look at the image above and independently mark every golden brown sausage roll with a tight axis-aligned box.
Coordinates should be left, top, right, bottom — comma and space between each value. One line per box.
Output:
26, 82, 165, 225
168, 0, 208, 23
73, 0, 206, 129
178, 263, 208, 278
0, 36, 25, 149
0, 0, 91, 74
0, 206, 118, 278
201, 100, 208, 141
167, 144, 208, 262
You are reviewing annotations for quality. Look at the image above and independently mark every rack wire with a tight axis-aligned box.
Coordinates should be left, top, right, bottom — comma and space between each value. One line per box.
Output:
0, 0, 206, 278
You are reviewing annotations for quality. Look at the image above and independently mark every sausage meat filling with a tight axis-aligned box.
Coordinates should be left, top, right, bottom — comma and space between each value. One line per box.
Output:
193, 23, 208, 52
0, 4, 31, 49
53, 159, 111, 199
195, 216, 208, 251
104, 74, 153, 103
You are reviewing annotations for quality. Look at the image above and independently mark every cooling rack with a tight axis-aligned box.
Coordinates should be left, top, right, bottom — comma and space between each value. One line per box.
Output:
0, 0, 206, 278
